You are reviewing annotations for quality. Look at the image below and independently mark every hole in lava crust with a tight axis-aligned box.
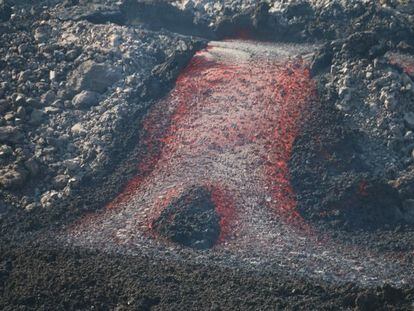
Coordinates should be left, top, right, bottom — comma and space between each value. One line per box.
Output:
152, 186, 221, 250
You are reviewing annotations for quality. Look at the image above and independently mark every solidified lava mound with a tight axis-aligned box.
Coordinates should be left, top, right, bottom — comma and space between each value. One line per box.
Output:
152, 186, 220, 250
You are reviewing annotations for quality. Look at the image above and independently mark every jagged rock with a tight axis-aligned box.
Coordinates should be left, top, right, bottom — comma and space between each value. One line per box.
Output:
0, 99, 9, 113
44, 106, 60, 114
65, 49, 80, 62
24, 202, 37, 211
0, 1, 11, 22
402, 199, 414, 223
67, 60, 122, 94
15, 106, 26, 118
0, 167, 28, 189
0, 144, 12, 159
72, 90, 100, 109
70, 123, 86, 135
40, 190, 61, 208
29, 109, 45, 125
53, 174, 69, 189
41, 90, 56, 105
24, 157, 39, 177
0, 126, 23, 144
34, 25, 52, 42
310, 45, 333, 76
404, 112, 414, 129
355, 292, 380, 311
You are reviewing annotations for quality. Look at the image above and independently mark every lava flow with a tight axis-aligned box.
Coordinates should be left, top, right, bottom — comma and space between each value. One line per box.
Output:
65, 41, 413, 286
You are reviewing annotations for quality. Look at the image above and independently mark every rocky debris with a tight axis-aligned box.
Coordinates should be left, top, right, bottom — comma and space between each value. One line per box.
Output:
29, 109, 46, 125
290, 1, 414, 232
152, 186, 221, 250
0, 1, 204, 213
404, 112, 414, 130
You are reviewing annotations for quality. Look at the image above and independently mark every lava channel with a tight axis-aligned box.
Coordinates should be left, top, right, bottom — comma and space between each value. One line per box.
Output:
64, 40, 413, 286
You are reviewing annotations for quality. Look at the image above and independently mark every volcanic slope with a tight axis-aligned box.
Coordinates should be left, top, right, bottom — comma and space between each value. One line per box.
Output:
63, 40, 413, 286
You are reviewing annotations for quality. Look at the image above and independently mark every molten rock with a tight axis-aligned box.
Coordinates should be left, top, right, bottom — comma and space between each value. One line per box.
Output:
152, 186, 220, 250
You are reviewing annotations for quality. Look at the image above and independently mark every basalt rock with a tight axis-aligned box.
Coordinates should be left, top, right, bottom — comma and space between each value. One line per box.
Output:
67, 60, 122, 94
71, 90, 100, 109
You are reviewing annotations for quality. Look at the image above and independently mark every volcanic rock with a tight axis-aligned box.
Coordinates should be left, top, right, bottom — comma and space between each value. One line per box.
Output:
303, 173, 405, 230
0, 99, 9, 114
402, 199, 414, 223
404, 112, 414, 130
40, 190, 61, 209
0, 166, 27, 189
310, 45, 333, 76
72, 91, 100, 109
34, 25, 52, 43
355, 292, 380, 311
29, 109, 45, 125
24, 157, 39, 177
152, 186, 221, 250
0, 1, 11, 22
67, 60, 122, 94
0, 144, 12, 159
70, 123, 86, 135
0, 126, 23, 144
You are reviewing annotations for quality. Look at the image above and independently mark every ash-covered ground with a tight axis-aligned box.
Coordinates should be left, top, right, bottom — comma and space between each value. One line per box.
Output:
1, 0, 414, 310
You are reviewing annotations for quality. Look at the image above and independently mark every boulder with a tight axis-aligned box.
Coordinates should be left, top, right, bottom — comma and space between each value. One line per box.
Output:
0, 167, 27, 189
40, 190, 61, 209
29, 109, 45, 125
67, 60, 122, 94
72, 90, 100, 109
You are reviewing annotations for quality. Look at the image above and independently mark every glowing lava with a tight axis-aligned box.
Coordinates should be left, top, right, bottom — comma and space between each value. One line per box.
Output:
65, 41, 413, 287
103, 40, 317, 240
386, 52, 414, 76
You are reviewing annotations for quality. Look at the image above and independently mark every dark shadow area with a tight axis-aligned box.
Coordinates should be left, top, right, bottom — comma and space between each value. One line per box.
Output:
153, 186, 220, 250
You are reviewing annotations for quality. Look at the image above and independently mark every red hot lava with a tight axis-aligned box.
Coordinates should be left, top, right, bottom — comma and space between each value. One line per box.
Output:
386, 52, 414, 76
65, 41, 414, 287
98, 40, 318, 244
